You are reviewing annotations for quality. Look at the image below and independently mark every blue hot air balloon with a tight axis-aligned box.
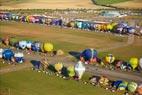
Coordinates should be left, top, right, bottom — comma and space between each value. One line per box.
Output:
14, 52, 24, 63
80, 48, 98, 64
2, 49, 14, 61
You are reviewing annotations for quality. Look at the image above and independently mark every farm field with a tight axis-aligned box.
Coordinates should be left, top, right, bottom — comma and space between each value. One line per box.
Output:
112, 0, 142, 9
0, 0, 108, 9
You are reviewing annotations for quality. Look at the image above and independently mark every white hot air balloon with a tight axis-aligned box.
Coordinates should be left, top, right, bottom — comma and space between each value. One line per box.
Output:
19, 41, 27, 49
75, 61, 86, 79
0, 48, 4, 58
139, 58, 142, 69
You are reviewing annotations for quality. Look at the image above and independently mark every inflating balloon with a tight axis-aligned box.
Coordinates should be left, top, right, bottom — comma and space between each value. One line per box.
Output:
31, 42, 41, 52
26, 41, 32, 49
2, 49, 14, 61
139, 58, 142, 69
80, 48, 97, 64
113, 80, 123, 88
42, 42, 53, 52
129, 58, 138, 70
67, 66, 75, 77
19, 41, 27, 49
99, 76, 109, 86
0, 48, 4, 58
105, 54, 115, 64
137, 84, 142, 95
118, 81, 128, 90
74, 61, 85, 79
127, 82, 138, 92
3, 37, 9, 46
54, 62, 63, 73
14, 52, 24, 63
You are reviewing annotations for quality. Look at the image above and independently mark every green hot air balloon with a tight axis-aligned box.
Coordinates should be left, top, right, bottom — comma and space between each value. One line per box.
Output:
127, 82, 138, 92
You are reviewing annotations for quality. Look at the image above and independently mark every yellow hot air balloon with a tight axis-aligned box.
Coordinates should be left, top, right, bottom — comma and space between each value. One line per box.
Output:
105, 54, 115, 64
107, 24, 113, 30
67, 66, 75, 77
43, 42, 53, 52
54, 62, 63, 73
129, 58, 138, 70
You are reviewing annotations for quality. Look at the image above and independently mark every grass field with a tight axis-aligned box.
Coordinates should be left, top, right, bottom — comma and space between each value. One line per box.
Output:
93, 0, 131, 5
1, 21, 142, 60
0, 0, 108, 9
0, 69, 122, 95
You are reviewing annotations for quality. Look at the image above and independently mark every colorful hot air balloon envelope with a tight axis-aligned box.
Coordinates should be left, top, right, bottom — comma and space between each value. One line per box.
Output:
129, 58, 138, 70
31, 42, 41, 52
3, 37, 9, 46
139, 58, 142, 69
99, 76, 109, 86
112, 80, 123, 88
118, 81, 128, 90
74, 61, 85, 79
54, 62, 63, 73
67, 66, 75, 77
14, 52, 24, 63
43, 42, 53, 52
127, 82, 138, 92
137, 84, 142, 95
80, 48, 97, 64
2, 49, 14, 61
105, 54, 115, 64
26, 41, 32, 49
0, 48, 4, 58
19, 41, 27, 49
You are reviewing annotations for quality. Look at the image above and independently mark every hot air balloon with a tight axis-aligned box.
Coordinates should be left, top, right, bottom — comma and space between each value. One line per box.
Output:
99, 76, 109, 86
19, 41, 27, 49
3, 37, 9, 46
137, 83, 142, 95
31, 42, 41, 52
112, 80, 123, 88
0, 48, 4, 58
105, 54, 115, 64
26, 41, 32, 49
54, 62, 63, 74
80, 48, 97, 64
127, 82, 138, 92
2, 49, 14, 61
139, 58, 142, 69
74, 61, 85, 79
14, 52, 24, 63
129, 58, 138, 70
118, 81, 128, 90
41, 42, 53, 52
67, 66, 75, 77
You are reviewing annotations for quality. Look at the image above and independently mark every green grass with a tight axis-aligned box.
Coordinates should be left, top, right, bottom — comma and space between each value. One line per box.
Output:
0, 21, 142, 60
0, 21, 127, 52
0, 69, 121, 95
0, 0, 32, 5
92, 0, 131, 5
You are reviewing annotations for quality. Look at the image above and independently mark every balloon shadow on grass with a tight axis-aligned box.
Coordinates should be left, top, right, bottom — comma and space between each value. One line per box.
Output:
68, 51, 81, 60
48, 64, 56, 72
61, 66, 69, 77
30, 60, 41, 70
